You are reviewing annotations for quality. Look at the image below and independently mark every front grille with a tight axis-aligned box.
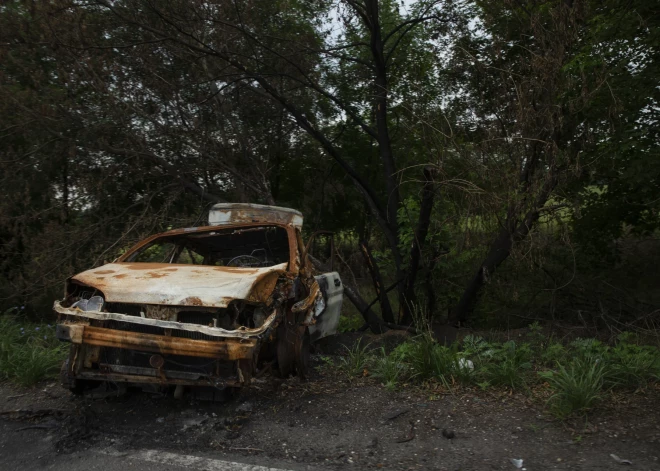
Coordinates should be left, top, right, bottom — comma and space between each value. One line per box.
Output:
98, 315, 234, 376
175, 311, 219, 340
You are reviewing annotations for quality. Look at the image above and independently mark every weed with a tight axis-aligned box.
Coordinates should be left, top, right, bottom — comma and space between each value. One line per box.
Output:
461, 335, 492, 359
8, 341, 66, 386
372, 348, 406, 390
396, 335, 436, 381
540, 342, 568, 366
339, 339, 372, 377
476, 380, 491, 391
540, 357, 608, 418
314, 355, 336, 373
338, 312, 365, 333
607, 341, 660, 388
528, 321, 546, 346
0, 312, 66, 386
481, 341, 532, 389
569, 338, 607, 360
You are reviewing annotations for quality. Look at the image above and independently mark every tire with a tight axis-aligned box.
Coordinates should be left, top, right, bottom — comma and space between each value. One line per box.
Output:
276, 321, 295, 378
294, 327, 311, 380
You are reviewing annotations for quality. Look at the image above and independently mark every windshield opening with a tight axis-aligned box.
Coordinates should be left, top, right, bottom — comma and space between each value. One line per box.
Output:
125, 225, 290, 268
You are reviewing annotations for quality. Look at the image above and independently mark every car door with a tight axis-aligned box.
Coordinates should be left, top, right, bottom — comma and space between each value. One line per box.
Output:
308, 272, 343, 341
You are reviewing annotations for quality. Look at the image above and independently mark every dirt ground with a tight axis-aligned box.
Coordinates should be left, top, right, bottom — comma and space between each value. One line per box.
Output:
1, 340, 659, 470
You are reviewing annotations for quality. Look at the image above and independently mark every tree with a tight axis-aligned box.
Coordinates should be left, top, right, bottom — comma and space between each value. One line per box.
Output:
447, 0, 594, 322
51, 0, 452, 325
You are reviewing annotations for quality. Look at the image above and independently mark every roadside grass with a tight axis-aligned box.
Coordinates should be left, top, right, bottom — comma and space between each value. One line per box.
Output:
337, 325, 660, 419
0, 310, 67, 386
539, 357, 608, 418
339, 338, 373, 377
372, 347, 407, 390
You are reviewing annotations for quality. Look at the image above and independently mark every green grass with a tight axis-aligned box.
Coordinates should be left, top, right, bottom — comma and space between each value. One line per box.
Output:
372, 347, 407, 390
480, 341, 532, 389
540, 357, 608, 418
0, 311, 67, 386
335, 324, 660, 418
339, 339, 373, 377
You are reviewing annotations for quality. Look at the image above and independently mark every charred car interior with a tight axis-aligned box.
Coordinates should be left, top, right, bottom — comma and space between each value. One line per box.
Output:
54, 204, 343, 398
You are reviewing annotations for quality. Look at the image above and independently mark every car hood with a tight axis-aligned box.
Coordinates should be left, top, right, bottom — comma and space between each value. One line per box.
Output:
70, 262, 288, 308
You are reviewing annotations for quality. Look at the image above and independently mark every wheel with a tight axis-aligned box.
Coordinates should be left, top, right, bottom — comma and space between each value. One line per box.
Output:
294, 327, 311, 380
237, 359, 253, 385
276, 321, 295, 378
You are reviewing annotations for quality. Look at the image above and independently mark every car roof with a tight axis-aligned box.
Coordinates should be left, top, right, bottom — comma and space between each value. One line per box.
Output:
208, 203, 303, 229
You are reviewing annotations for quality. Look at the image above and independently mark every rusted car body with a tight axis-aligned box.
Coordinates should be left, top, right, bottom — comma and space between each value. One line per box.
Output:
54, 204, 343, 394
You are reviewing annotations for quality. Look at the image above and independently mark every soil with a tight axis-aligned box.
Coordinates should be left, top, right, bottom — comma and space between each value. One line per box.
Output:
1, 333, 659, 470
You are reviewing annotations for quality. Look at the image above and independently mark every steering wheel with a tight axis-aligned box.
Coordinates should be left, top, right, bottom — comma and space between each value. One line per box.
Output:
227, 254, 263, 268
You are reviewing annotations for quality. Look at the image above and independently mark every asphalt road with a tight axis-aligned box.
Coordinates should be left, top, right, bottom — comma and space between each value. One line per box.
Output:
0, 420, 308, 471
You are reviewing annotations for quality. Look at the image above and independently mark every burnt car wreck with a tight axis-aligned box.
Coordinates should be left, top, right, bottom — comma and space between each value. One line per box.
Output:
54, 204, 343, 396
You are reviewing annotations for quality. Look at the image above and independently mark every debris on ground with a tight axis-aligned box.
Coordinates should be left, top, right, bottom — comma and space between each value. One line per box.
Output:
610, 454, 633, 465
442, 429, 455, 439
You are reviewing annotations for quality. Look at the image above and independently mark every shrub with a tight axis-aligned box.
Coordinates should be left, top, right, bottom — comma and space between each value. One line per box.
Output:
339, 339, 373, 377
394, 336, 474, 386
0, 311, 66, 386
607, 340, 660, 388
481, 341, 532, 389
372, 348, 407, 390
540, 357, 608, 418
540, 342, 568, 366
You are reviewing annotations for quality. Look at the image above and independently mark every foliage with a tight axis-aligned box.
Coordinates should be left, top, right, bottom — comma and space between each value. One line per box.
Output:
344, 328, 659, 417
0, 311, 67, 386
480, 341, 532, 389
540, 358, 608, 418
0, 0, 658, 334
372, 348, 407, 390
338, 311, 366, 333
607, 337, 660, 388
339, 339, 373, 378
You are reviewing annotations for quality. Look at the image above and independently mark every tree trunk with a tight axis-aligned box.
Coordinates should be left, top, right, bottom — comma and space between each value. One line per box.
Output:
364, 0, 406, 321
360, 239, 396, 324
454, 172, 558, 323
402, 166, 437, 323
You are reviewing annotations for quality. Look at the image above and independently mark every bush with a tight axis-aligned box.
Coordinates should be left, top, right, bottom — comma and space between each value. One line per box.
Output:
540, 342, 568, 366
0, 311, 67, 386
372, 348, 407, 390
480, 341, 532, 390
346, 328, 659, 418
540, 357, 608, 418
339, 339, 373, 377
392, 336, 474, 386
607, 338, 660, 388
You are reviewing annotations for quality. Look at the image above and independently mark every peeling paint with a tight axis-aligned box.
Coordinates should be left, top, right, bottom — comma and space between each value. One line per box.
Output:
71, 262, 288, 308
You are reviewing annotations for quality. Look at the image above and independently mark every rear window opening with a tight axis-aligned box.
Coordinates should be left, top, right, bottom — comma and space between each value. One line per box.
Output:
124, 225, 290, 268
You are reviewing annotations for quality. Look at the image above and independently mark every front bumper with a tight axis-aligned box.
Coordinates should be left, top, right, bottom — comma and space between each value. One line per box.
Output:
54, 301, 277, 388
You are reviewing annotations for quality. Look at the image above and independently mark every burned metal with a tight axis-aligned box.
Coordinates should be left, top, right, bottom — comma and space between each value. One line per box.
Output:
54, 204, 343, 395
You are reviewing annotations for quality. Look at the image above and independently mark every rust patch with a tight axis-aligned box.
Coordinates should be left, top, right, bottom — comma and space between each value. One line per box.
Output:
213, 266, 259, 274
113, 274, 128, 279
94, 270, 116, 275
247, 272, 281, 303
80, 325, 257, 360
122, 263, 180, 270
146, 272, 168, 278
180, 296, 203, 306
96, 277, 105, 281
145, 305, 176, 320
